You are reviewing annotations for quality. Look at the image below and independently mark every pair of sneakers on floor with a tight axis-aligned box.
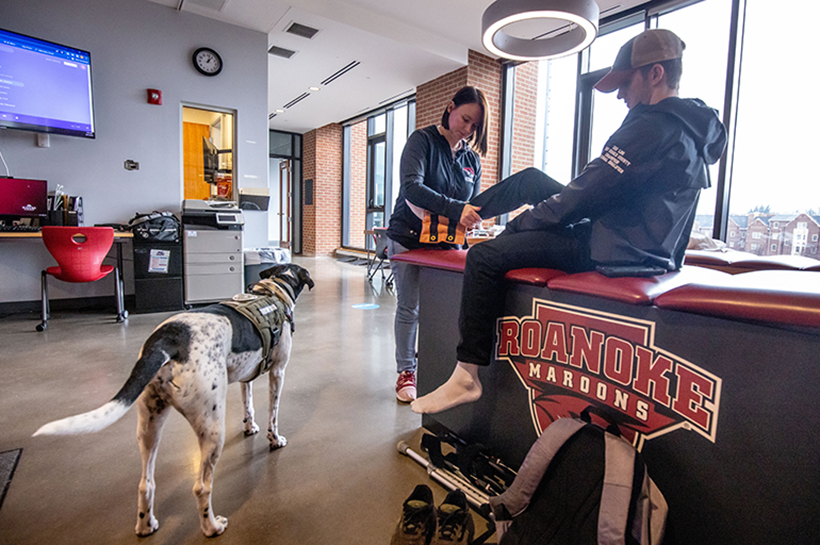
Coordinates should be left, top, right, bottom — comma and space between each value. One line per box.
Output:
391, 484, 475, 545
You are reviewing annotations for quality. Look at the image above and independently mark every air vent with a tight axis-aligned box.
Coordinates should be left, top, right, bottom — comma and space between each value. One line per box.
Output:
187, 0, 228, 11
268, 45, 297, 59
286, 22, 320, 40
321, 61, 360, 86
268, 113, 277, 119
283, 92, 310, 110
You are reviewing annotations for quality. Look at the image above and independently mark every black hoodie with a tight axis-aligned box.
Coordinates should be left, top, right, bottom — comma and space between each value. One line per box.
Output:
506, 97, 727, 270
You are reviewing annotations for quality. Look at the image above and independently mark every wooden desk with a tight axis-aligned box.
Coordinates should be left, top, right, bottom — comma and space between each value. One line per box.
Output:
0, 231, 132, 318
0, 231, 133, 239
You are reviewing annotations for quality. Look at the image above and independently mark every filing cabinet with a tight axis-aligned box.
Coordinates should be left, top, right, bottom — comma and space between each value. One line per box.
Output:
183, 229, 243, 304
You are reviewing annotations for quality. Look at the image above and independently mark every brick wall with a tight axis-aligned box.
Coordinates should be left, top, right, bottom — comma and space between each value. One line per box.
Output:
302, 130, 315, 255
349, 120, 367, 248
465, 50, 502, 192
302, 123, 343, 256
416, 66, 469, 131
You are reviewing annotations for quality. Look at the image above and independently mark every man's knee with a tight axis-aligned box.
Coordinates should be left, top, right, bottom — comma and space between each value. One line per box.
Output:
466, 239, 505, 272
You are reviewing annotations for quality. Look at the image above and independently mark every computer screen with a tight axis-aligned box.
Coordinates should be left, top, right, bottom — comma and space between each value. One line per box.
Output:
203, 137, 219, 184
0, 177, 48, 218
0, 27, 95, 138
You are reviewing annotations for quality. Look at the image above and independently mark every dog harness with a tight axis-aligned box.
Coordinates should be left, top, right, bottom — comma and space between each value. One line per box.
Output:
220, 292, 293, 382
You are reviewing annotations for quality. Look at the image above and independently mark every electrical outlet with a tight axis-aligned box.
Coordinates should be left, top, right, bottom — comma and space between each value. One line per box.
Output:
124, 160, 140, 170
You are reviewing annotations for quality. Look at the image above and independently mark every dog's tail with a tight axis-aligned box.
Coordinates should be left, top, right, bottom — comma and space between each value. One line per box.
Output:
33, 322, 190, 436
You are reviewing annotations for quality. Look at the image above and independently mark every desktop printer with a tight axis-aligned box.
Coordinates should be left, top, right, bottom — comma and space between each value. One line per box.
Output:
181, 199, 244, 230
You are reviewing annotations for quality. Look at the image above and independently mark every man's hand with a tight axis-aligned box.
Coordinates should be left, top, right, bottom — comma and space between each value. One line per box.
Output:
460, 204, 482, 229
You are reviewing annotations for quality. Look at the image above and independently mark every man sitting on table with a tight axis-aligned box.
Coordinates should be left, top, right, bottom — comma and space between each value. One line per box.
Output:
412, 29, 728, 414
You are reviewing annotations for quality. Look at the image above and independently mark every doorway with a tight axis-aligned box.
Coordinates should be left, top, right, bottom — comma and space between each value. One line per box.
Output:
182, 106, 235, 201
268, 130, 302, 254
268, 158, 292, 249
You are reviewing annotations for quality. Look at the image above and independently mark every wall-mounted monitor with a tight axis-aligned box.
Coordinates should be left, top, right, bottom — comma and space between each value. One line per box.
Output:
0, 27, 95, 139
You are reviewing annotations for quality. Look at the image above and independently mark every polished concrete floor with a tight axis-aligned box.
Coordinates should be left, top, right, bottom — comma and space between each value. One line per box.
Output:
0, 257, 491, 545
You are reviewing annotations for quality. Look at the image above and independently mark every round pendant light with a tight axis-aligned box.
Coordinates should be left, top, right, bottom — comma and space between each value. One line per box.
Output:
482, 0, 600, 61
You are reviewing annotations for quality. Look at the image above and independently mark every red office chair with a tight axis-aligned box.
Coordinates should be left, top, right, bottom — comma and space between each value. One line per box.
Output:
37, 227, 127, 331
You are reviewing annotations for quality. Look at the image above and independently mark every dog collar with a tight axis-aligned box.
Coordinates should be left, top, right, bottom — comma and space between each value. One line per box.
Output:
272, 278, 296, 302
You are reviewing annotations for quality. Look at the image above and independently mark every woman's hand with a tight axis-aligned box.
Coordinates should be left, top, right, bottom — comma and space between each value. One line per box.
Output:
460, 204, 483, 229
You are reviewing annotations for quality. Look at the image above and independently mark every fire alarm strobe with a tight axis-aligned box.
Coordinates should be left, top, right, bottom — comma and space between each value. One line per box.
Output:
147, 89, 162, 105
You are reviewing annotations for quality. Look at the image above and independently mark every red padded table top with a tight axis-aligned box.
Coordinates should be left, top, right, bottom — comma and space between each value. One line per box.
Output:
654, 270, 820, 329
684, 249, 748, 267
546, 266, 732, 306
389, 249, 565, 286
504, 268, 566, 287
685, 249, 820, 271
729, 254, 820, 271
389, 249, 468, 271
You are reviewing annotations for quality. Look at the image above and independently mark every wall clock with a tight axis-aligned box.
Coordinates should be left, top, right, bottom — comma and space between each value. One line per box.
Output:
192, 47, 223, 76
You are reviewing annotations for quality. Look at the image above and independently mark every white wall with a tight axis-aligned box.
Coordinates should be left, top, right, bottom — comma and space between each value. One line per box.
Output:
0, 0, 269, 304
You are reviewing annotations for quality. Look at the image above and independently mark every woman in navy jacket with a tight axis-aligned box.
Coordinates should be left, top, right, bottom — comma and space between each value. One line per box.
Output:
386, 86, 489, 402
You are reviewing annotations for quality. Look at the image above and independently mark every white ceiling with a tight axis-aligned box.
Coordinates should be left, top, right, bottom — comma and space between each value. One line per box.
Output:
148, 0, 647, 134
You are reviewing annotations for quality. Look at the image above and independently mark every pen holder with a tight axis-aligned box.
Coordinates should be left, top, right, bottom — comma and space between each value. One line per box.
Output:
46, 195, 83, 226
64, 211, 80, 226
47, 210, 64, 226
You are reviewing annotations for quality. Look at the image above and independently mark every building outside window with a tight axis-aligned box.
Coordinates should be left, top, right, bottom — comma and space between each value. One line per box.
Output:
727, 0, 820, 259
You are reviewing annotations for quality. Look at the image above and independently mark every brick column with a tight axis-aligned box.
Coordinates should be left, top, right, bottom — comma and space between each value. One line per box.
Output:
349, 120, 367, 248
302, 123, 343, 256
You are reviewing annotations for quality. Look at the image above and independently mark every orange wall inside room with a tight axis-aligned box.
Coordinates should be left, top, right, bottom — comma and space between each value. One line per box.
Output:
183, 122, 211, 201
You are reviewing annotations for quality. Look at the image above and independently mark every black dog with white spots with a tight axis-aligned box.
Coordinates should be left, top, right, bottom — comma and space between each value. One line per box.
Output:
34, 264, 314, 537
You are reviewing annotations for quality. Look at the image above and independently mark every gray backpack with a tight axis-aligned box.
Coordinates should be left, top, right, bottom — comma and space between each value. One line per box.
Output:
489, 408, 667, 545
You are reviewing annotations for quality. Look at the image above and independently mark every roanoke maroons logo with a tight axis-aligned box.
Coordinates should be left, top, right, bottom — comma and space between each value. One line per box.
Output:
496, 299, 721, 449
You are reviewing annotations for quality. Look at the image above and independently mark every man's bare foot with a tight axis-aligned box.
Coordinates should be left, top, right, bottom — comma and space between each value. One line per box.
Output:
410, 362, 482, 414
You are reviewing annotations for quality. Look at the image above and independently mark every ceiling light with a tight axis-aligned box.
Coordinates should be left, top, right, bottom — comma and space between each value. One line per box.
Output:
482, 0, 599, 61
275, 109, 285, 114
309, 86, 321, 92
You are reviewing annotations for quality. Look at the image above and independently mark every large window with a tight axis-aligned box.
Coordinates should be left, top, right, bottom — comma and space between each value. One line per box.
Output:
518, 0, 818, 260
367, 114, 387, 230
587, 23, 645, 163
654, 0, 732, 221
534, 54, 578, 183
729, 0, 820, 257
342, 99, 415, 249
